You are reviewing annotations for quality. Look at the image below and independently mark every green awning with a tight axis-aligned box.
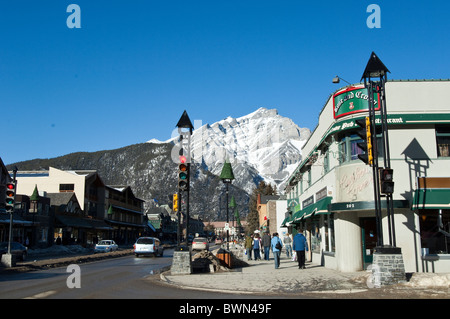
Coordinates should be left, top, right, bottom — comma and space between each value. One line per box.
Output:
412, 189, 450, 210
292, 197, 332, 223
281, 216, 291, 227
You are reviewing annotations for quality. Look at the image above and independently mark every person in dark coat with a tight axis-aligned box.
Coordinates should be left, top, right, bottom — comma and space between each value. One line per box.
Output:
293, 229, 308, 269
262, 231, 271, 260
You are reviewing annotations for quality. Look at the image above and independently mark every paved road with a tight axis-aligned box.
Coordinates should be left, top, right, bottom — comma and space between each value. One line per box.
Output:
0, 248, 276, 299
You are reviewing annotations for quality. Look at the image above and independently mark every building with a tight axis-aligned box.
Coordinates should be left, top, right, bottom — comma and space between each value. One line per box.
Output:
105, 185, 145, 245
284, 80, 450, 273
146, 205, 178, 241
14, 167, 145, 246
257, 194, 279, 233
0, 158, 36, 244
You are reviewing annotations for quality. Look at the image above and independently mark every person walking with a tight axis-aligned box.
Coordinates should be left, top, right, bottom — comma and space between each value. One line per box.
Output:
244, 234, 253, 260
252, 233, 262, 260
262, 231, 271, 261
293, 229, 308, 269
283, 232, 292, 258
271, 232, 283, 269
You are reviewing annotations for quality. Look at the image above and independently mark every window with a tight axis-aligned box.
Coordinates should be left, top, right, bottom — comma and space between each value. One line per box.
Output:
338, 133, 383, 164
310, 216, 321, 253
339, 134, 362, 163
307, 169, 312, 187
436, 126, 450, 157
59, 184, 74, 192
419, 210, 450, 254
324, 214, 335, 252
323, 148, 330, 174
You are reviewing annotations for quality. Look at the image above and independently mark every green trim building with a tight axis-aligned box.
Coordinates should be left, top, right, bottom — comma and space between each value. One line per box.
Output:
284, 80, 450, 273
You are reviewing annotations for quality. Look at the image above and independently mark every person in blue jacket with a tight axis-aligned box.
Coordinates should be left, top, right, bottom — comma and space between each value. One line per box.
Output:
270, 232, 283, 269
293, 229, 308, 269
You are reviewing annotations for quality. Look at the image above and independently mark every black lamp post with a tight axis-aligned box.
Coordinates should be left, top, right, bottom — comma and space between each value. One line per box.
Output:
220, 160, 234, 250
176, 110, 194, 249
361, 51, 396, 247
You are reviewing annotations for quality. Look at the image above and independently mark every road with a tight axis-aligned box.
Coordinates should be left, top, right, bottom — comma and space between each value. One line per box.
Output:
0, 247, 272, 300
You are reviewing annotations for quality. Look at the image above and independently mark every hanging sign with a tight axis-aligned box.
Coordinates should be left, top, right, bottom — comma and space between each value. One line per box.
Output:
333, 85, 380, 119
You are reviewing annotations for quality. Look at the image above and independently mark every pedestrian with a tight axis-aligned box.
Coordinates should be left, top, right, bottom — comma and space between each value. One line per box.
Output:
283, 232, 292, 258
252, 233, 262, 260
244, 234, 253, 260
271, 232, 283, 269
262, 231, 271, 260
293, 229, 308, 269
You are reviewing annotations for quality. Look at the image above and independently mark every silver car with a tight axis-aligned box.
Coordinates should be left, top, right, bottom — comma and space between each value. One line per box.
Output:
133, 237, 164, 257
192, 237, 209, 251
94, 240, 118, 253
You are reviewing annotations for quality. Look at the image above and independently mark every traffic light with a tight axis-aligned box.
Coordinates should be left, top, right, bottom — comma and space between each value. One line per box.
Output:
178, 156, 189, 192
355, 116, 374, 166
379, 168, 394, 194
5, 182, 16, 213
173, 193, 179, 212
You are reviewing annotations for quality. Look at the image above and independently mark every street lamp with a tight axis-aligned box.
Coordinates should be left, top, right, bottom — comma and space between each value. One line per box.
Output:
361, 51, 396, 248
229, 196, 236, 241
332, 75, 352, 85
175, 110, 194, 249
220, 160, 234, 250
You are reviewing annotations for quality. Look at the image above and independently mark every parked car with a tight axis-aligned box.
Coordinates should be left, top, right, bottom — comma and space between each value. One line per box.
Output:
133, 237, 164, 257
0, 242, 28, 261
192, 237, 209, 251
215, 238, 223, 245
94, 240, 118, 253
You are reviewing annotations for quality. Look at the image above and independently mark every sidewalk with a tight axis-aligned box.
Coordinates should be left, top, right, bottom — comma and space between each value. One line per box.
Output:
160, 255, 450, 298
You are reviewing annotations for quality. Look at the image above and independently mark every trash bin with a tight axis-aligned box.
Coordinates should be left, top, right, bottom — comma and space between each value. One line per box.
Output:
216, 248, 233, 268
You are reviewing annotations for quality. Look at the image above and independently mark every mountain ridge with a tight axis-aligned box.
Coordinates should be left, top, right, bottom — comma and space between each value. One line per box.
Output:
8, 107, 310, 220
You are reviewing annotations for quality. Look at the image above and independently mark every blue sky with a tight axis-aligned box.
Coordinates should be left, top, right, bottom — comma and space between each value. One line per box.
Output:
1, 1, 449, 165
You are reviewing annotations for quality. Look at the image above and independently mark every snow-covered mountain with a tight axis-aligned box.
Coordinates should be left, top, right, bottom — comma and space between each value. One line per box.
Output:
152, 107, 310, 193
11, 107, 310, 220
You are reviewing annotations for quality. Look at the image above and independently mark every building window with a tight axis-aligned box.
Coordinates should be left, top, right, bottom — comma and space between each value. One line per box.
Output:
339, 134, 363, 163
419, 209, 450, 254
59, 184, 74, 192
338, 133, 383, 164
310, 216, 321, 253
307, 169, 312, 187
323, 148, 330, 174
436, 126, 450, 157
324, 214, 335, 252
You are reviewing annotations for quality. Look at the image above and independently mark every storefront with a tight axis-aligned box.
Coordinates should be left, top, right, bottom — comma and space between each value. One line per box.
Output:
284, 80, 450, 273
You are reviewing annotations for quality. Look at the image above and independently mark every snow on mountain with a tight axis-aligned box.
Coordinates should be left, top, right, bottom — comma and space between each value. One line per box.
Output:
150, 107, 310, 194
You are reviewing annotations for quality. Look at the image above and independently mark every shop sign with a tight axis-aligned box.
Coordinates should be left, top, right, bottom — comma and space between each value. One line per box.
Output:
302, 195, 314, 208
338, 165, 373, 202
333, 85, 380, 119
316, 187, 327, 201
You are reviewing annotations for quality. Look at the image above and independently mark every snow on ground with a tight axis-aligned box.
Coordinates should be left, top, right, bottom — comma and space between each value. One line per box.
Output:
28, 245, 92, 257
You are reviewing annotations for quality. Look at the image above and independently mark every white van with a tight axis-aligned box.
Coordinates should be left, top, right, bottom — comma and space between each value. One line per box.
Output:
133, 237, 164, 257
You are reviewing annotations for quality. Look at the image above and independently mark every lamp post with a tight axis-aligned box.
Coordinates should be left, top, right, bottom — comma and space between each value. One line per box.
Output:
229, 196, 236, 241
220, 160, 234, 250
361, 51, 396, 248
176, 110, 194, 249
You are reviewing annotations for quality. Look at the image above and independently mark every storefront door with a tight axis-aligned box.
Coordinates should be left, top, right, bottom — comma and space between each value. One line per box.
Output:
360, 217, 378, 269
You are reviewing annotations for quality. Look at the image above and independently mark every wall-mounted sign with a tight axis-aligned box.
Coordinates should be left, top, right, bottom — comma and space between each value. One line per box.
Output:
333, 85, 380, 119
302, 195, 314, 209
